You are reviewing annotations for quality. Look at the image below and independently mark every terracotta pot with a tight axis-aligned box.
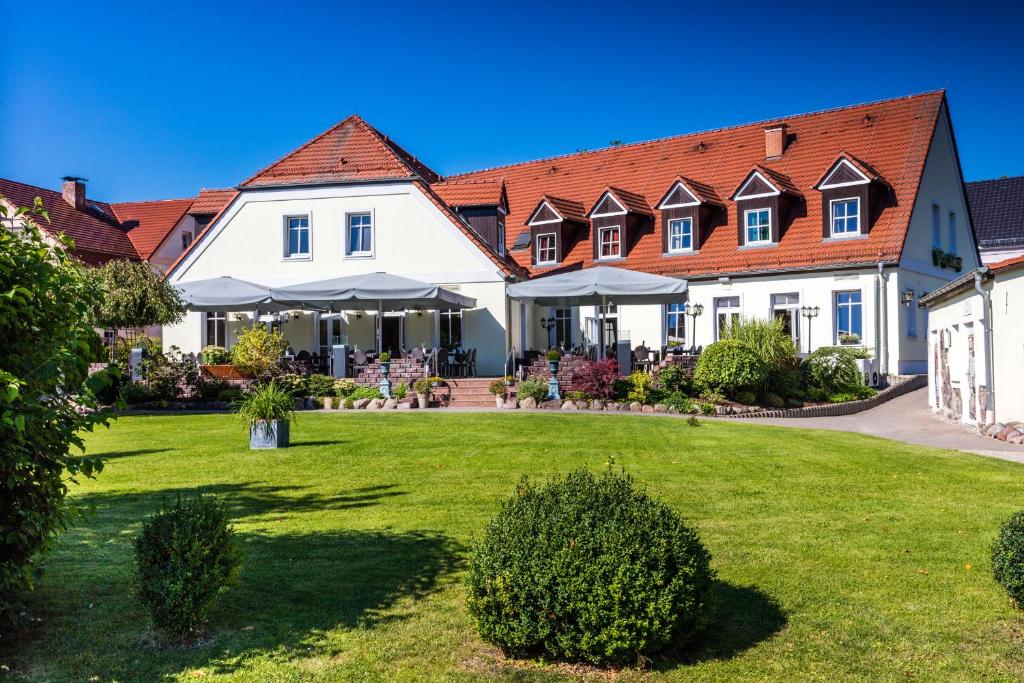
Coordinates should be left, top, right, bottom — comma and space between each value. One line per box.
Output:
202, 364, 249, 380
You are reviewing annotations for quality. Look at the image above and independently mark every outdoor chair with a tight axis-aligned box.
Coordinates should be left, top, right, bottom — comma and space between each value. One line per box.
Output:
352, 350, 369, 377
467, 348, 477, 377
410, 347, 425, 362
632, 345, 652, 373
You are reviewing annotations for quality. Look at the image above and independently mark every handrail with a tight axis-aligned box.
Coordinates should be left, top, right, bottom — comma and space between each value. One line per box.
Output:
505, 345, 516, 379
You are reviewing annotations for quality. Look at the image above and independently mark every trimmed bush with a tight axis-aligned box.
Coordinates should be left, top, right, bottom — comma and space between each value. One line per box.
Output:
231, 327, 287, 377
200, 345, 230, 365
467, 469, 713, 666
655, 364, 690, 394
626, 371, 653, 404
802, 346, 861, 394
993, 512, 1024, 607
517, 378, 549, 403
571, 359, 619, 400
692, 340, 768, 398
304, 373, 335, 397
333, 379, 359, 398
135, 496, 241, 639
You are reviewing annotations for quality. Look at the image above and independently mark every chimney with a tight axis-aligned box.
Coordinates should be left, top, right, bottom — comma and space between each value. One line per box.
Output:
61, 176, 87, 210
764, 124, 788, 159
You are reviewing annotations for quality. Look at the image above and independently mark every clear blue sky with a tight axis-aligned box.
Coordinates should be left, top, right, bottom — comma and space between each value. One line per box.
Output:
3, 1, 1022, 202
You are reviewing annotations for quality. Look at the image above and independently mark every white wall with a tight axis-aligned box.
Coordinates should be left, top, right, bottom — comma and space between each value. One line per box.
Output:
981, 247, 1024, 265
149, 214, 198, 272
990, 268, 1024, 423
163, 181, 510, 374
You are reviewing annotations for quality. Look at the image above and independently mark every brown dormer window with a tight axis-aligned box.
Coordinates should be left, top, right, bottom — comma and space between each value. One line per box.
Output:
526, 195, 587, 266
730, 167, 802, 247
814, 154, 888, 240
587, 187, 652, 260
656, 177, 724, 254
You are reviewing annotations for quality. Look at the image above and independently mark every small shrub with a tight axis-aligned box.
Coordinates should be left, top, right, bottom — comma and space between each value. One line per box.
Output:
768, 366, 806, 400
699, 402, 717, 416
344, 397, 355, 409
993, 512, 1024, 607
413, 378, 432, 395
333, 379, 359, 398
699, 389, 725, 404
392, 381, 408, 400
802, 346, 861, 394
305, 374, 335, 397
233, 380, 296, 427
216, 387, 243, 403
564, 390, 590, 401
827, 386, 877, 403
571, 359, 619, 400
545, 349, 562, 361
720, 316, 797, 386
351, 386, 383, 401
761, 392, 785, 409
655, 364, 690, 394
200, 345, 230, 365
686, 415, 701, 426
120, 381, 153, 405
378, 351, 391, 363
663, 392, 694, 413
517, 378, 549, 403
692, 340, 768, 398
735, 390, 757, 405
273, 373, 307, 397
488, 379, 509, 397
135, 496, 241, 639
626, 371, 653, 404
468, 469, 713, 666
231, 328, 287, 377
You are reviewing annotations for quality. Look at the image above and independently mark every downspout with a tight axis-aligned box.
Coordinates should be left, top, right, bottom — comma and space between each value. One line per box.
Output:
973, 270, 995, 424
876, 262, 889, 378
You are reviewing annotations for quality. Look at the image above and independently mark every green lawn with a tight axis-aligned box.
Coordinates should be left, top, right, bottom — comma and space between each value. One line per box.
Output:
2, 413, 1024, 681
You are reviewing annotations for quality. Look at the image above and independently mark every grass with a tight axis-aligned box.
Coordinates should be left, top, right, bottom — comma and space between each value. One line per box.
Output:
2, 412, 1024, 681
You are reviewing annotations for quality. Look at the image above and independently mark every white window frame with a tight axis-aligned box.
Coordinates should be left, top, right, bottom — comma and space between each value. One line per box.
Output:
834, 290, 863, 343
598, 225, 622, 259
667, 217, 694, 253
205, 312, 226, 347
665, 303, 686, 344
829, 197, 861, 237
181, 231, 193, 251
714, 296, 741, 340
344, 211, 374, 258
744, 208, 772, 246
283, 214, 312, 260
536, 233, 557, 265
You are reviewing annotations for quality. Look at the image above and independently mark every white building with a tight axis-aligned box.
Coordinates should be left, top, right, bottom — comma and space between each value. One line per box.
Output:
920, 256, 1024, 426
162, 91, 980, 380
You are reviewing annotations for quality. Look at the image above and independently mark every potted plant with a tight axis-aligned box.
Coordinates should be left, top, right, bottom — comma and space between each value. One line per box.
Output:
839, 333, 861, 346
234, 380, 296, 449
428, 375, 443, 388
546, 349, 561, 373
413, 377, 432, 408
489, 378, 509, 408
378, 351, 391, 371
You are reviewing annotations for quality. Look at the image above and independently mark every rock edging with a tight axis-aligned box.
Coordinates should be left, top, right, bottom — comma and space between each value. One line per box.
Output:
723, 375, 927, 419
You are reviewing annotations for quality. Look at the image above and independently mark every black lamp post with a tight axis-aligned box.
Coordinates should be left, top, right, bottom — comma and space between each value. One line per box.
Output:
684, 302, 704, 351
539, 316, 556, 349
800, 305, 820, 353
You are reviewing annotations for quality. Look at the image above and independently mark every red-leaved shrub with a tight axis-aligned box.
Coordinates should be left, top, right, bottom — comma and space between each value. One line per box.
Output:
571, 359, 619, 399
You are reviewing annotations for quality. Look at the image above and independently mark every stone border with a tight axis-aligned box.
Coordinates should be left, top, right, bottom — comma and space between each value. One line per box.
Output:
723, 375, 927, 419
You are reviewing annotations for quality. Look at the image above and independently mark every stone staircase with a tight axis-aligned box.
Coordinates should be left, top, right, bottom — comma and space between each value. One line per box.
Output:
444, 377, 499, 408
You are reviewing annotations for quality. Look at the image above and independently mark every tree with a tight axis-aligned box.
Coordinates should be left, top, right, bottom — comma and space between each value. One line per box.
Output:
90, 259, 185, 334
0, 197, 116, 618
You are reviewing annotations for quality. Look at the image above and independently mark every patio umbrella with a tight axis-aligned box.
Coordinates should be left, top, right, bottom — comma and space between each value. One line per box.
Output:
270, 272, 476, 351
506, 266, 688, 359
174, 276, 288, 312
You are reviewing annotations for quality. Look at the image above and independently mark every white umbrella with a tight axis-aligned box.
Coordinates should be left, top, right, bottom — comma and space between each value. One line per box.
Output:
174, 276, 289, 313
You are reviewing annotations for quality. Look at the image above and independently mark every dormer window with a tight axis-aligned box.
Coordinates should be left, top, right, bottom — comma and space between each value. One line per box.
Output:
830, 198, 860, 237
536, 233, 557, 264
731, 167, 801, 247
598, 225, 621, 259
667, 217, 693, 253
745, 209, 772, 245
526, 195, 587, 267
587, 187, 652, 261
815, 154, 888, 240
657, 177, 723, 255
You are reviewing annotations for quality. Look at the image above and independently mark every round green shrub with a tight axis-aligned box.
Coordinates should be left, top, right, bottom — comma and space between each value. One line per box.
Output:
135, 496, 241, 639
200, 345, 230, 365
801, 346, 861, 394
304, 373, 335, 397
467, 469, 713, 666
517, 377, 549, 403
692, 340, 768, 398
993, 512, 1024, 607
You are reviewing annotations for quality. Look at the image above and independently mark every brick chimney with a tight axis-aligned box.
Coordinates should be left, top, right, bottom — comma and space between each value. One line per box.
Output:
764, 124, 788, 159
61, 176, 87, 210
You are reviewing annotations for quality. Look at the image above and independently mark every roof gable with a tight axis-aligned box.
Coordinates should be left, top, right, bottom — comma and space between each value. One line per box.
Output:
433, 179, 508, 211
815, 154, 881, 189
111, 198, 194, 260
588, 187, 652, 217
241, 115, 440, 188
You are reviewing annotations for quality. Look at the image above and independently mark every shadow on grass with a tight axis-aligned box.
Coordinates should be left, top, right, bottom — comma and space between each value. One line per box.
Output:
90, 448, 173, 460
656, 580, 787, 669
72, 481, 406, 522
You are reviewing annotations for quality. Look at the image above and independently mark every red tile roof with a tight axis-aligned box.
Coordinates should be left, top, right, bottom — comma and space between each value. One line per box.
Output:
433, 179, 506, 209
449, 91, 946, 278
532, 195, 587, 224
111, 197, 194, 260
0, 177, 138, 264
593, 186, 653, 216
989, 253, 1024, 274
189, 188, 237, 215
241, 114, 440, 188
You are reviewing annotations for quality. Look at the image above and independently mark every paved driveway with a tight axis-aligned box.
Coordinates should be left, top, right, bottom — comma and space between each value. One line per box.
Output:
732, 387, 1024, 463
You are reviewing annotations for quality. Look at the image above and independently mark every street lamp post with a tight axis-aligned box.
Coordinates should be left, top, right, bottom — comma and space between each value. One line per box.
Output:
800, 305, 820, 354
683, 302, 704, 351
539, 317, 556, 349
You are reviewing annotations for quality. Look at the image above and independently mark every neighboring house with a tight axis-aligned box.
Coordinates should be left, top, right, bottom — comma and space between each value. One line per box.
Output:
920, 255, 1024, 426
0, 176, 138, 265
966, 176, 1024, 264
163, 90, 979, 378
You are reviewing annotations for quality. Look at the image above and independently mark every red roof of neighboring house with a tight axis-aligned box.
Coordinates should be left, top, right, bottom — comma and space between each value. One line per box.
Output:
433, 179, 507, 209
241, 114, 440, 188
189, 188, 237, 215
111, 198, 194, 260
0, 177, 138, 264
989, 253, 1024, 274
449, 91, 946, 278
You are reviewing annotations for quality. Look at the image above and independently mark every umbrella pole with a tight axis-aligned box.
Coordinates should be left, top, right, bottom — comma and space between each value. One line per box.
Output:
377, 300, 382, 352
599, 295, 607, 361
